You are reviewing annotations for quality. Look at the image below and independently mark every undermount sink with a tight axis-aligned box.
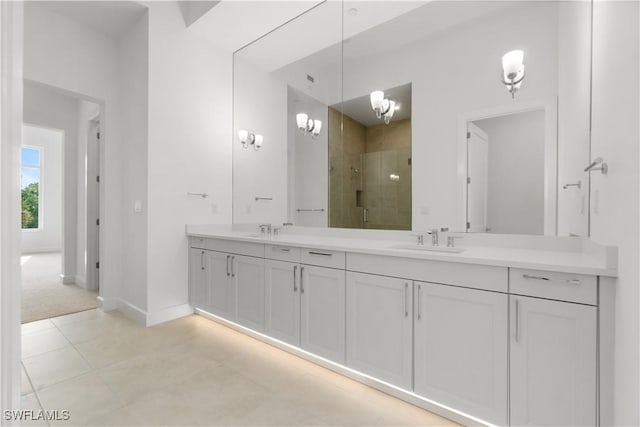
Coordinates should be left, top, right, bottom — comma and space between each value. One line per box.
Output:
242, 233, 261, 238
388, 244, 466, 254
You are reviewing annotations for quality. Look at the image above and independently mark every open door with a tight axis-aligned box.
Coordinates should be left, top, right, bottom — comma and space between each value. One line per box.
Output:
466, 122, 488, 232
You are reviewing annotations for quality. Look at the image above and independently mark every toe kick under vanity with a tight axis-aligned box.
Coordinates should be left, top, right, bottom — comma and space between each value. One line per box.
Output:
186, 225, 617, 427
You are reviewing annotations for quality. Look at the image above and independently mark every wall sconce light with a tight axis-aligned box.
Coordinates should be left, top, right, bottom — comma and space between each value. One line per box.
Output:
501, 50, 526, 98
238, 129, 263, 151
369, 90, 397, 125
296, 113, 322, 137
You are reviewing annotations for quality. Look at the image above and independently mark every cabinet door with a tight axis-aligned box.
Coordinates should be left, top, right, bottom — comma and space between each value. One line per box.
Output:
414, 282, 508, 426
233, 255, 265, 332
510, 295, 596, 426
300, 265, 346, 364
346, 272, 412, 390
208, 251, 235, 320
265, 259, 300, 345
188, 248, 208, 308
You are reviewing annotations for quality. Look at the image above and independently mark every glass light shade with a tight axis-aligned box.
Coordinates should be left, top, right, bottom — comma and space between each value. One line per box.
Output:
385, 100, 396, 119
312, 120, 322, 136
253, 134, 263, 150
502, 50, 524, 79
238, 129, 249, 148
370, 91, 384, 110
296, 113, 308, 130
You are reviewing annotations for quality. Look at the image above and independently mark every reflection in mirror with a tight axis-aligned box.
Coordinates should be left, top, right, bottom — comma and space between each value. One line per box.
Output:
328, 84, 412, 230
233, 1, 592, 236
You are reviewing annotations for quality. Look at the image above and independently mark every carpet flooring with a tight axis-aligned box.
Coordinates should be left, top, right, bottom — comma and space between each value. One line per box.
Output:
21, 252, 98, 324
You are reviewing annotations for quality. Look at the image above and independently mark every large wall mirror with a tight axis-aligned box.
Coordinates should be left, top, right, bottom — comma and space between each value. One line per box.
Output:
233, 1, 592, 236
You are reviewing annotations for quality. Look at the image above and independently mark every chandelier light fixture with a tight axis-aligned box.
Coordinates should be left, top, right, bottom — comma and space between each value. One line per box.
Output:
501, 49, 526, 98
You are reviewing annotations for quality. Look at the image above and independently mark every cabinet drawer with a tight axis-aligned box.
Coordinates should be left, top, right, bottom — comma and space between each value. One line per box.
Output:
190, 236, 207, 249
207, 239, 264, 258
510, 268, 597, 305
347, 253, 507, 293
265, 245, 301, 263
301, 248, 345, 269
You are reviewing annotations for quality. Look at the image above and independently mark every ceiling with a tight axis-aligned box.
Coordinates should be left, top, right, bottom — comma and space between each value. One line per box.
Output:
28, 1, 148, 39
332, 83, 412, 127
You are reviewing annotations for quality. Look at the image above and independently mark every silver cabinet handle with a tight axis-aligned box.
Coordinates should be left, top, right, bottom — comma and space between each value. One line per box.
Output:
514, 299, 520, 342
226, 255, 230, 277
417, 284, 422, 320
522, 274, 549, 281
200, 251, 205, 271
300, 267, 305, 293
293, 265, 298, 292
231, 256, 236, 278
308, 251, 332, 257
566, 279, 581, 285
404, 282, 409, 317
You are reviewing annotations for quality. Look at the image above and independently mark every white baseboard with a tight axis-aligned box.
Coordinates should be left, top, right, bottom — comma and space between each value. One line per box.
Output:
145, 304, 194, 327
21, 248, 61, 254
74, 275, 86, 289
59, 274, 75, 285
116, 300, 147, 325
97, 296, 118, 311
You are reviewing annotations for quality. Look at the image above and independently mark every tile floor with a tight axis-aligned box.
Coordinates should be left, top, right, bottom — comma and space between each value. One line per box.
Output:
21, 309, 459, 426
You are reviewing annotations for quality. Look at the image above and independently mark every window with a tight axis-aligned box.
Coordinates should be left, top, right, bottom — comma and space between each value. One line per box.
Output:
21, 146, 41, 229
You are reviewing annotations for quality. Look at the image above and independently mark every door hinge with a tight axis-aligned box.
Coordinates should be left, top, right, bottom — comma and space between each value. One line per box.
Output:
96, 218, 100, 226
97, 131, 100, 140
96, 175, 100, 183
467, 131, 471, 139
467, 177, 471, 184
466, 221, 471, 230
96, 262, 100, 269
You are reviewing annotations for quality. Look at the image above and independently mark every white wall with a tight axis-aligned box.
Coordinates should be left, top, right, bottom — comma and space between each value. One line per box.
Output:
233, 55, 287, 225
24, 3, 122, 302
21, 125, 63, 253
22, 81, 78, 282
474, 110, 545, 235
145, 2, 232, 320
590, 2, 640, 425
118, 12, 149, 312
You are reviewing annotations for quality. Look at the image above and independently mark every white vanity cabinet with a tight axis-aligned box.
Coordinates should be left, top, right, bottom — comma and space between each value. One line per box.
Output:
265, 248, 346, 364
188, 248, 208, 307
413, 282, 508, 426
510, 295, 597, 426
346, 271, 413, 390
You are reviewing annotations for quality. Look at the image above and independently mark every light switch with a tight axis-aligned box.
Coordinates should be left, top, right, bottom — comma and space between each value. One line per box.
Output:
134, 200, 142, 213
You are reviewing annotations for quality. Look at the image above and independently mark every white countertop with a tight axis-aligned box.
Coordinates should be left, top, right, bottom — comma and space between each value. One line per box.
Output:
186, 225, 618, 277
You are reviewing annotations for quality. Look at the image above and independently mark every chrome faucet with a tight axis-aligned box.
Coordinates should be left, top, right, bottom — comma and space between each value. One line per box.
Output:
283, 222, 294, 227
259, 224, 272, 237
426, 227, 448, 247
410, 233, 425, 245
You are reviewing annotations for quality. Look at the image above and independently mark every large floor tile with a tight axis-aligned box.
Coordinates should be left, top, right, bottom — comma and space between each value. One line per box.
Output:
21, 318, 55, 335
23, 346, 92, 391
22, 327, 71, 359
36, 372, 127, 426
21, 364, 33, 396
54, 314, 137, 345
19, 393, 48, 427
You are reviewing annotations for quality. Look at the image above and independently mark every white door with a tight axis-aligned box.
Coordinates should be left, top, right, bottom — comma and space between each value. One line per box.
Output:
300, 265, 346, 364
414, 282, 508, 425
188, 248, 208, 308
510, 295, 597, 426
265, 259, 300, 346
209, 251, 235, 320
467, 122, 489, 232
233, 255, 265, 332
346, 272, 413, 390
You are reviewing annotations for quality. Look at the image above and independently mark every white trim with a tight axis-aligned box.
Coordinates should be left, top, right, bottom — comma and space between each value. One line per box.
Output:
20, 247, 60, 254
74, 275, 86, 289
0, 1, 23, 420
457, 97, 558, 235
116, 300, 147, 325
146, 304, 194, 327
59, 274, 75, 285
195, 309, 494, 427
97, 296, 117, 311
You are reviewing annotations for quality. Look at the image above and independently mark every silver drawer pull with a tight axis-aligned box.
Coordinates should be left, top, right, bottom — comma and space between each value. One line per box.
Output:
522, 274, 550, 281
308, 251, 332, 257
274, 247, 291, 252
566, 279, 582, 285
293, 265, 298, 292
